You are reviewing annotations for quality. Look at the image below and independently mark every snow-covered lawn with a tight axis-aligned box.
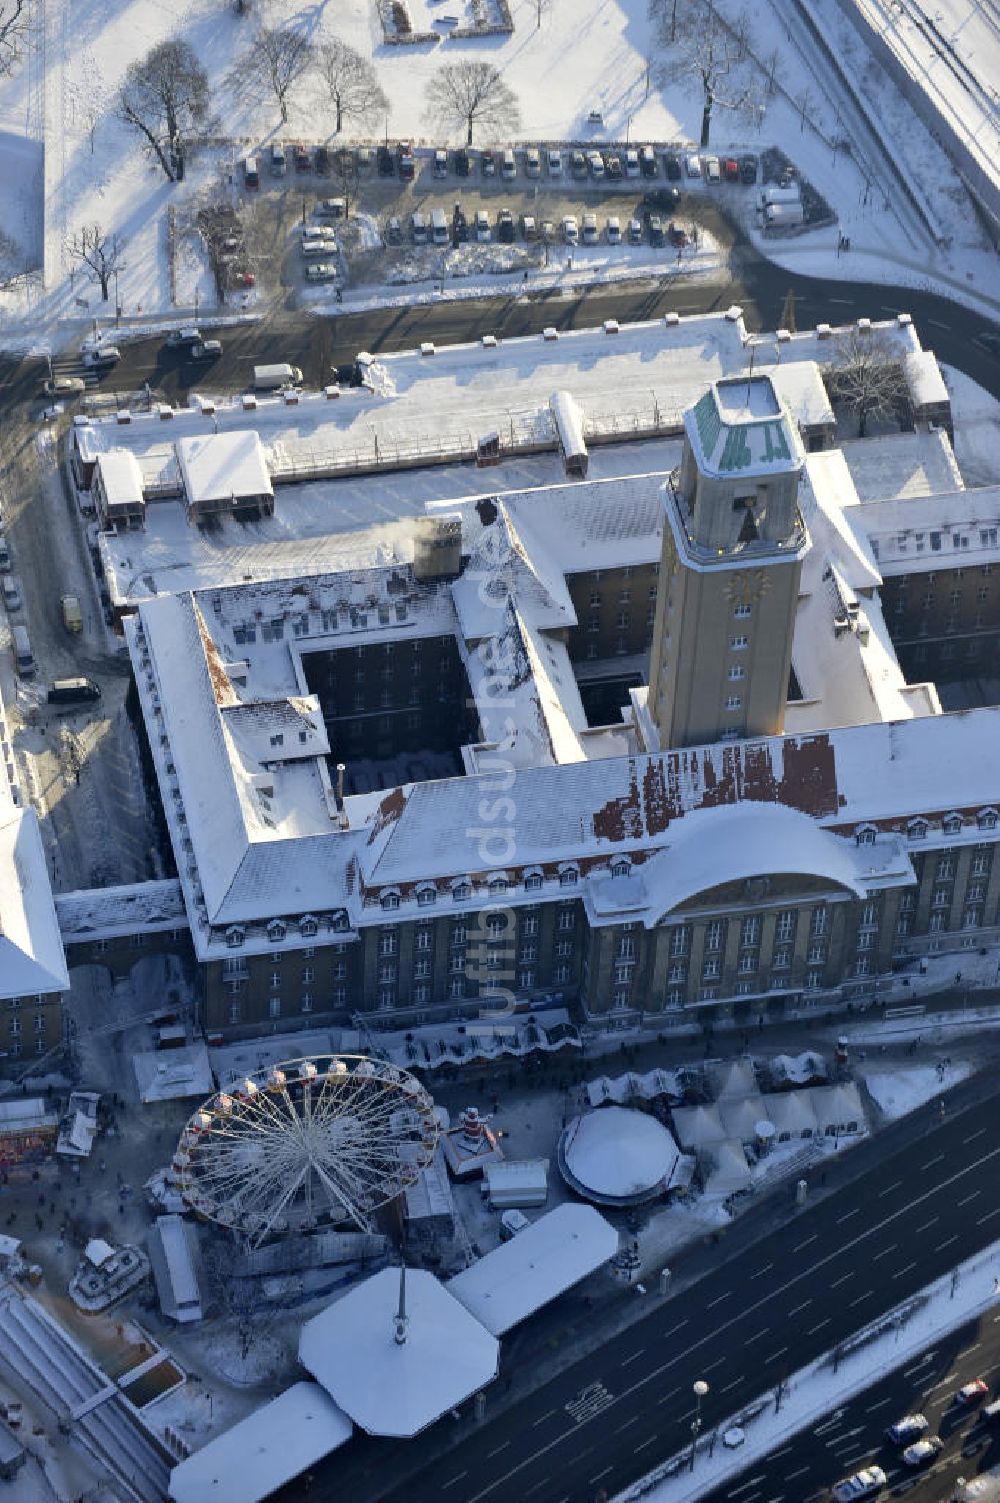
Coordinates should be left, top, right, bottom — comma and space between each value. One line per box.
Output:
862, 1063, 972, 1120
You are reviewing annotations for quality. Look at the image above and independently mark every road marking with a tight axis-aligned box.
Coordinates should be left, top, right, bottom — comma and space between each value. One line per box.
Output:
656, 1386, 680, 1406
792, 1235, 817, 1252
765, 1346, 789, 1363
616, 1415, 641, 1434
752, 1262, 774, 1279
958, 1191, 981, 1206
883, 1180, 903, 1193
977, 1208, 1000, 1226
849, 1292, 872, 1308
462, 1139, 1000, 1503
920, 1155, 945, 1171
787, 1300, 812, 1316
708, 1292, 732, 1309
914, 1217, 939, 1233
894, 1261, 918, 1279
744, 1329, 770, 1344
771, 1445, 794, 1459
589, 1466, 614, 1484
964, 1128, 987, 1144
936, 1235, 959, 1251
727, 1478, 766, 1496
866, 1396, 895, 1410
719, 1376, 745, 1394
635, 1435, 659, 1452
533, 1408, 558, 1427
487, 1442, 511, 1457
565, 1382, 614, 1426
785, 1465, 812, 1480
836, 1208, 861, 1225
872, 1245, 897, 1261
830, 1272, 853, 1288
621, 1348, 645, 1367
443, 1472, 468, 1490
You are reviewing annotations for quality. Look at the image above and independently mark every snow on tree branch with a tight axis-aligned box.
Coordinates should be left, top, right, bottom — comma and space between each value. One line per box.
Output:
314, 39, 388, 134
117, 40, 212, 182
424, 61, 521, 147
67, 225, 127, 302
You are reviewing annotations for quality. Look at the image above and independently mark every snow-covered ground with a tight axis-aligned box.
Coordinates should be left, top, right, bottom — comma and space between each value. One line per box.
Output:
0, 0, 997, 347
862, 1062, 972, 1119
614, 1240, 1000, 1503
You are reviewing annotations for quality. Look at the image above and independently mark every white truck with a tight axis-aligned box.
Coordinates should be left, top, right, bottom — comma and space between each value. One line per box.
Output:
763, 201, 805, 229
252, 363, 303, 391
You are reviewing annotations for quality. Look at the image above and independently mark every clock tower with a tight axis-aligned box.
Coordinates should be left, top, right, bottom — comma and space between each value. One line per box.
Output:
645, 373, 809, 751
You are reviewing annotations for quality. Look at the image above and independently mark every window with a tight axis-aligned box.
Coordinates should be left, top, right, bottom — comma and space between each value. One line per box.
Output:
228, 1001, 242, 1023
8, 1018, 20, 1036
613, 990, 630, 1010
302, 947, 315, 960
611, 859, 631, 879
702, 957, 720, 980
451, 925, 467, 947
730, 634, 749, 650
614, 964, 632, 985
618, 936, 635, 960
807, 941, 826, 963
857, 930, 874, 951
589, 592, 601, 607
741, 915, 761, 947
666, 987, 685, 1007
519, 944, 537, 962
381, 891, 400, 911
414, 984, 430, 1004
522, 914, 539, 936
525, 872, 543, 892
775, 910, 796, 942
806, 970, 823, 990
669, 925, 690, 957
971, 852, 991, 877
978, 810, 998, 831
908, 819, 928, 841
854, 956, 870, 976
963, 906, 983, 929
929, 911, 946, 933
555, 940, 573, 958
301, 966, 314, 984
453, 882, 472, 902
486, 914, 507, 938
417, 886, 437, 907
896, 914, 912, 937
334, 962, 346, 981
860, 901, 878, 928
728, 665, 746, 681
449, 979, 465, 999
416, 929, 432, 952
554, 964, 571, 984
379, 933, 397, 956
738, 953, 757, 974
942, 816, 962, 837
856, 825, 876, 846
705, 920, 724, 953
268, 997, 281, 1019
587, 616, 600, 634
773, 947, 791, 969
733, 604, 752, 619
932, 887, 950, 909
557, 908, 575, 930
450, 955, 465, 975
519, 971, 535, 990
668, 962, 687, 983
559, 867, 578, 887
725, 695, 742, 711
414, 958, 431, 979
301, 993, 313, 1013
270, 971, 281, 989
378, 988, 396, 1009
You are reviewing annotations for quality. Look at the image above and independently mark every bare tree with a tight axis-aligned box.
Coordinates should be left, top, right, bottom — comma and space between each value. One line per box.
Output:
793, 86, 812, 133
67, 225, 126, 301
315, 39, 387, 134
828, 327, 907, 438
118, 40, 211, 182
331, 147, 361, 220
239, 25, 314, 123
424, 61, 521, 147
653, 0, 758, 148
534, 0, 554, 28
0, 0, 26, 77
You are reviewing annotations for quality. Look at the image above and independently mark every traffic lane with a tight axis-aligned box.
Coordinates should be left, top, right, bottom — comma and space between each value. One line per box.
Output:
699, 1318, 1000, 1503
293, 1102, 1000, 1503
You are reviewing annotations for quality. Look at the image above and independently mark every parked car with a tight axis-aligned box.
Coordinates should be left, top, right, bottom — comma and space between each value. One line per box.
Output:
647, 214, 665, 247
317, 198, 345, 218
1, 576, 21, 611
624, 149, 640, 178
587, 149, 605, 178
723, 157, 740, 182
520, 213, 537, 241
606, 215, 621, 244
455, 148, 470, 177
606, 153, 623, 180
831, 1469, 887, 1503
497, 208, 515, 243
0, 534, 10, 570
43, 376, 85, 396
903, 1438, 943, 1468
301, 238, 338, 257
49, 677, 101, 704
314, 145, 331, 175
639, 145, 657, 178
957, 1379, 990, 1406
410, 212, 428, 245
398, 142, 415, 180
481, 149, 497, 177
524, 147, 541, 177
547, 149, 562, 176
270, 142, 286, 177
293, 143, 312, 172
886, 1415, 929, 1446
304, 262, 338, 282
581, 212, 598, 244
474, 209, 491, 243
41, 404, 65, 421
562, 214, 579, 244
570, 150, 588, 179
386, 216, 403, 245
739, 154, 758, 184
627, 216, 643, 244
60, 594, 82, 633
668, 221, 687, 247
453, 208, 468, 243
664, 151, 682, 181
377, 144, 395, 176
500, 148, 516, 180
433, 148, 449, 177
191, 340, 223, 360
82, 346, 121, 368
644, 187, 682, 211
231, 269, 255, 287
540, 219, 556, 243
685, 153, 702, 178
703, 154, 721, 184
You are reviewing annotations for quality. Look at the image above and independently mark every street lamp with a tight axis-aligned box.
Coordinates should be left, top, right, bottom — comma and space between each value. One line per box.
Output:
689, 1379, 709, 1470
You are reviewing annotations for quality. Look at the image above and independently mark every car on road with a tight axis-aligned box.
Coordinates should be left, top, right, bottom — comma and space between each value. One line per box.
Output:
433, 148, 449, 177
49, 677, 101, 705
1, 576, 21, 611
740, 153, 758, 184
82, 346, 121, 368
831, 1466, 887, 1502
957, 1379, 990, 1406
606, 216, 621, 244
581, 213, 598, 244
43, 376, 85, 396
562, 214, 579, 244
570, 150, 587, 179
166, 326, 201, 347
61, 594, 83, 633
640, 145, 657, 178
497, 209, 515, 244
524, 147, 541, 177
664, 151, 682, 181
903, 1436, 943, 1468
304, 263, 338, 282
191, 340, 223, 360
587, 150, 605, 178
546, 149, 562, 176
474, 209, 491, 243
886, 1414, 928, 1446
520, 213, 537, 241
540, 219, 556, 243
685, 152, 702, 178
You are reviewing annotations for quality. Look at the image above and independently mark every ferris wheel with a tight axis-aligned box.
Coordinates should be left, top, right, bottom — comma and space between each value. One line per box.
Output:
173, 1055, 439, 1247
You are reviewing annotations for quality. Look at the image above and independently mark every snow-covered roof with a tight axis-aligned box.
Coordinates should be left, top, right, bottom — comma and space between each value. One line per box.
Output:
686, 377, 805, 480
56, 879, 186, 943
709, 1059, 759, 1100
841, 427, 965, 503
904, 348, 950, 410
94, 449, 145, 507
858, 484, 1000, 576
447, 1204, 618, 1337
0, 802, 69, 997
85, 1238, 116, 1268
176, 431, 272, 506
558, 1106, 680, 1204
298, 1267, 498, 1437
766, 1091, 820, 1135
671, 1103, 727, 1152
718, 1096, 772, 1142
168, 1382, 352, 1503
133, 1044, 214, 1104
808, 1081, 866, 1130
147, 1215, 202, 1322
702, 1139, 752, 1196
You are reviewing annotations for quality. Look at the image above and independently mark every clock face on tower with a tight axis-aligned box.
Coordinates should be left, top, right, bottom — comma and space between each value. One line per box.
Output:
725, 570, 771, 605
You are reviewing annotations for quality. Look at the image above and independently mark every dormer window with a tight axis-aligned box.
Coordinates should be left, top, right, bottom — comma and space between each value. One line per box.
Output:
855, 825, 877, 846
611, 859, 631, 878
452, 881, 472, 902
332, 911, 349, 932
225, 926, 245, 948
380, 890, 400, 911
942, 812, 963, 836
416, 885, 437, 907
524, 871, 543, 892
559, 865, 578, 887
977, 808, 997, 831
488, 876, 509, 895
267, 920, 286, 942
300, 915, 319, 938
907, 819, 928, 841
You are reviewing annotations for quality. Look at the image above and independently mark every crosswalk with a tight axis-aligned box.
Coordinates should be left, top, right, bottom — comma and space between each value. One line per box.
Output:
48, 352, 100, 388
565, 1380, 616, 1425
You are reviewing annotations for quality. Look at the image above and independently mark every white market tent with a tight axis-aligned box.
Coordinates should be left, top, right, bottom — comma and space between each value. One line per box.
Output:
298, 1267, 498, 1437
709, 1060, 759, 1100
809, 1082, 866, 1136
766, 1090, 819, 1140
447, 1203, 618, 1337
718, 1096, 772, 1144
558, 1106, 680, 1206
671, 1103, 727, 1153
169, 1382, 351, 1503
702, 1140, 752, 1198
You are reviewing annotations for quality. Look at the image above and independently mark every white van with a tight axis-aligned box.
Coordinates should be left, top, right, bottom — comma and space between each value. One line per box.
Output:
430, 208, 448, 245
12, 624, 35, 678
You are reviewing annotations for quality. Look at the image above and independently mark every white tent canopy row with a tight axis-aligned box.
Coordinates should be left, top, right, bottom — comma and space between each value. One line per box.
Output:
673, 1082, 866, 1152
